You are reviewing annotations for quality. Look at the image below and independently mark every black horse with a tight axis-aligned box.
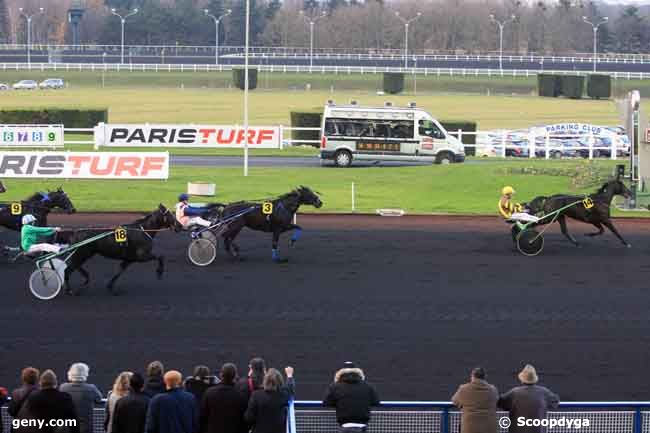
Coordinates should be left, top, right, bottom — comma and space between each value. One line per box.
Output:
64, 204, 181, 295
0, 181, 5, 194
526, 179, 632, 247
220, 186, 323, 263
0, 188, 76, 231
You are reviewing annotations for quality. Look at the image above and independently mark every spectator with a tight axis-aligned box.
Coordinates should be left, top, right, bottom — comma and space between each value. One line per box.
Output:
237, 358, 266, 403
244, 367, 295, 433
451, 367, 499, 433
112, 373, 150, 433
0, 386, 8, 433
144, 362, 166, 398
145, 371, 198, 433
60, 363, 104, 433
8, 368, 40, 433
498, 364, 560, 433
184, 366, 217, 403
19, 370, 80, 433
200, 363, 247, 433
105, 372, 133, 433
323, 362, 380, 433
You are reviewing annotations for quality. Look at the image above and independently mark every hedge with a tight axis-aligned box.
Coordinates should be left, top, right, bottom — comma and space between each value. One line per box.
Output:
538, 74, 560, 97
560, 75, 584, 99
0, 109, 108, 127
383, 73, 404, 94
290, 111, 322, 146
441, 120, 478, 156
587, 74, 611, 99
233, 68, 258, 91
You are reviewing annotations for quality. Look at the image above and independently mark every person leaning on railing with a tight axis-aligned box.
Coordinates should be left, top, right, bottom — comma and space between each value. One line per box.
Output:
0, 385, 8, 433
244, 367, 295, 433
59, 363, 104, 433
322, 361, 380, 433
451, 367, 499, 433
7, 368, 40, 433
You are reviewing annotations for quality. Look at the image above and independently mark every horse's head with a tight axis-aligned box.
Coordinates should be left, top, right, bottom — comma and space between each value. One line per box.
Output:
47, 187, 76, 214
155, 204, 183, 232
0, 181, 5, 194
598, 180, 632, 199
296, 186, 323, 209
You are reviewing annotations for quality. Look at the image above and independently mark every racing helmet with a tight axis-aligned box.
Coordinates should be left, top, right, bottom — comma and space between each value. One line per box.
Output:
22, 214, 36, 225
178, 193, 190, 202
502, 186, 515, 195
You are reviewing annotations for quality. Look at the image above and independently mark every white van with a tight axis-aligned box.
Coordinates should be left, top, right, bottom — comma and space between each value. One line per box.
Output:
319, 101, 466, 167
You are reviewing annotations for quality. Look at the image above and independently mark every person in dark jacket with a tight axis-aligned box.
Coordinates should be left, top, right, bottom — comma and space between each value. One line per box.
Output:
323, 362, 380, 432
236, 358, 265, 404
8, 368, 40, 433
244, 367, 295, 433
200, 363, 247, 433
498, 364, 560, 433
19, 370, 80, 433
144, 361, 166, 398
451, 367, 499, 433
59, 363, 103, 433
0, 385, 8, 433
184, 366, 218, 404
112, 373, 151, 433
145, 371, 198, 433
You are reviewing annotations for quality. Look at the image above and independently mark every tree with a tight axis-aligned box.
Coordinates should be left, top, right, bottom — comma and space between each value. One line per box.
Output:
0, 0, 9, 43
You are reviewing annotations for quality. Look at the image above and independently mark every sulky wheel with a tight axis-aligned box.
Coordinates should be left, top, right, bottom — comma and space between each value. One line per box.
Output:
188, 238, 217, 267
197, 230, 218, 248
29, 268, 62, 300
516, 229, 545, 257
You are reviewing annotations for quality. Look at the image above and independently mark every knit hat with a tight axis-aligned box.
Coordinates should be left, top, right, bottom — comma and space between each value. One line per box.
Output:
518, 364, 539, 385
68, 362, 89, 382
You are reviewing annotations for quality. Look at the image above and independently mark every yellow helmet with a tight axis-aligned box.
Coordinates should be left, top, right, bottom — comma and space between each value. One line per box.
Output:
502, 186, 515, 195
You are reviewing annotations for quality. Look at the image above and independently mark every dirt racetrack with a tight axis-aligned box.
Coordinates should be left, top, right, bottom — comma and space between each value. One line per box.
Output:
1, 213, 649, 401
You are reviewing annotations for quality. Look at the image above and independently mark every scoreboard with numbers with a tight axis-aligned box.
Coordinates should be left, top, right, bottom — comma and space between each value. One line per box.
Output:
0, 125, 64, 148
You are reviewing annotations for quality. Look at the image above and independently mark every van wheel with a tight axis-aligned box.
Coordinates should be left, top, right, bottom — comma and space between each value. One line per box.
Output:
435, 152, 453, 165
334, 150, 352, 167
552, 150, 563, 159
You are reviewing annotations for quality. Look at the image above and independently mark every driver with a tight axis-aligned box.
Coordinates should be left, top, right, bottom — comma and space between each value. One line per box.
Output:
175, 193, 211, 228
21, 214, 68, 254
499, 186, 539, 223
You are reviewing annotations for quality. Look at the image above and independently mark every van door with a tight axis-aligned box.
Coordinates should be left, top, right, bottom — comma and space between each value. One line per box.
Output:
417, 119, 446, 155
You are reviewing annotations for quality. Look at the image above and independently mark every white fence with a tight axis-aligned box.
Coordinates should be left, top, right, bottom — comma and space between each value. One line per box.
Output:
3, 62, 650, 79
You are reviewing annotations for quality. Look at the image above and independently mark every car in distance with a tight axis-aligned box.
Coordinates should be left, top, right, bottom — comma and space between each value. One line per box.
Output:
0, 83, 9, 91
13, 80, 38, 90
39, 78, 65, 89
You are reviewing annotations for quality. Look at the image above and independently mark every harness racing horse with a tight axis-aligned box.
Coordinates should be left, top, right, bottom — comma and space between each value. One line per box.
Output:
220, 186, 323, 263
63, 204, 182, 295
0, 188, 76, 231
526, 179, 632, 248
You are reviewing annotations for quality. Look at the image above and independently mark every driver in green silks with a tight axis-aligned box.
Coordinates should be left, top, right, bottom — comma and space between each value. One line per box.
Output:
21, 214, 68, 254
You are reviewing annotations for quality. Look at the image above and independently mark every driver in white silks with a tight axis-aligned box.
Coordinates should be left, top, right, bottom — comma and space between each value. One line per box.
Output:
20, 214, 68, 254
175, 193, 212, 229
499, 186, 540, 223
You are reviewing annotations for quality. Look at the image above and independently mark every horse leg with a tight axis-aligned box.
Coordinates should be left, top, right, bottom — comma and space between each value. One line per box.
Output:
558, 215, 580, 246
602, 220, 631, 248
64, 254, 92, 296
585, 222, 605, 237
287, 224, 303, 248
222, 224, 244, 260
107, 261, 132, 295
272, 229, 288, 263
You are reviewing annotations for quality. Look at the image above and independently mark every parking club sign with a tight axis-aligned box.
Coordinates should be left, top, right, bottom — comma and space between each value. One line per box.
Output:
0, 125, 64, 148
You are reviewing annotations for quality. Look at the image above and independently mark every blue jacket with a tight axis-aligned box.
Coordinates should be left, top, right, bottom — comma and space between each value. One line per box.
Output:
145, 388, 198, 433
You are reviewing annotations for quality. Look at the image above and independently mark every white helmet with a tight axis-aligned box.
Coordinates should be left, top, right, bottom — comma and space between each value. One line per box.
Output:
22, 214, 36, 225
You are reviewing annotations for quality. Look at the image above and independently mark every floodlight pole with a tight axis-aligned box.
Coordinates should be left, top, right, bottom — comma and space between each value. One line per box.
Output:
111, 8, 139, 64
582, 16, 608, 72
19, 7, 44, 67
489, 14, 516, 70
395, 11, 421, 69
244, 0, 250, 176
205, 9, 232, 65
300, 11, 326, 69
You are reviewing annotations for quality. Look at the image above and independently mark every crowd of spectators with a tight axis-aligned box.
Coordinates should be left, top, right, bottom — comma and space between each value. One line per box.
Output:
1, 360, 559, 433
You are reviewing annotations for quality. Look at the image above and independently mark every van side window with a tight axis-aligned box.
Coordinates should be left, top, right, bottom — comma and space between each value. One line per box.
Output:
324, 120, 339, 136
374, 123, 390, 138
392, 121, 414, 139
418, 120, 445, 139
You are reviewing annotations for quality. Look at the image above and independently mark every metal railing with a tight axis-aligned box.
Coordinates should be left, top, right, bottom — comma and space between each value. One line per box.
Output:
290, 400, 650, 433
2, 62, 650, 79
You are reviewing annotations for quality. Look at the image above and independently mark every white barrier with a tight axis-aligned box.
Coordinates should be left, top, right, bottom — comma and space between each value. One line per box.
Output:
0, 124, 64, 148
0, 151, 169, 179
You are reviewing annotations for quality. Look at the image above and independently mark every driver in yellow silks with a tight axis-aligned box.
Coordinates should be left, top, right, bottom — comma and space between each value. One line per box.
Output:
499, 186, 539, 223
